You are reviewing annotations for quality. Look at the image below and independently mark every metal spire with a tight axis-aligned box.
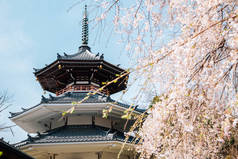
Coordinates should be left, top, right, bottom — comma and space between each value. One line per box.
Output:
82, 5, 88, 45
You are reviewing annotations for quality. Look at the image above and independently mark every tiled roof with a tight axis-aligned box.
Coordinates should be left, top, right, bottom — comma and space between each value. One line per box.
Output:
58, 48, 102, 60
33, 46, 104, 74
43, 92, 112, 104
9, 92, 145, 118
58, 46, 102, 61
15, 125, 134, 147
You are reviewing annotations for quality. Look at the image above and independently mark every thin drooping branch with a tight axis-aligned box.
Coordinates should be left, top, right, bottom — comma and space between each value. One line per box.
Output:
189, 39, 226, 82
0, 125, 16, 131
0, 91, 14, 136
0, 91, 11, 113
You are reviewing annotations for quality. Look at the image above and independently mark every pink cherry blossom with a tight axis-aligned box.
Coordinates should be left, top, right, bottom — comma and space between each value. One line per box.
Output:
93, 0, 238, 158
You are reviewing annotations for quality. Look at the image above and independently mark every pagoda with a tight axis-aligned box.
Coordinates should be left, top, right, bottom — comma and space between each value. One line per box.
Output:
9, 5, 144, 159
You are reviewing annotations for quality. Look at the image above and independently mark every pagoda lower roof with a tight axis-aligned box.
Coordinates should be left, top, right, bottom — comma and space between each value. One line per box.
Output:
15, 125, 135, 147
9, 92, 145, 118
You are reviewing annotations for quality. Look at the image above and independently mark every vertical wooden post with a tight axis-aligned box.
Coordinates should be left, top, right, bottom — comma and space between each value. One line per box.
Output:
97, 152, 102, 159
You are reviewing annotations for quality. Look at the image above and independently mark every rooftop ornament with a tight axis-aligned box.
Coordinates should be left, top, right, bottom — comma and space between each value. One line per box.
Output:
82, 5, 88, 46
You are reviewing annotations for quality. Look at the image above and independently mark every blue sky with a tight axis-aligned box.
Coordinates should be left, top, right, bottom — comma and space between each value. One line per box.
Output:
0, 0, 131, 143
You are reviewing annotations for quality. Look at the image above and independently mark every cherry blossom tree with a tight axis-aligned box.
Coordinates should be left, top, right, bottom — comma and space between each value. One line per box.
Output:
70, 0, 238, 158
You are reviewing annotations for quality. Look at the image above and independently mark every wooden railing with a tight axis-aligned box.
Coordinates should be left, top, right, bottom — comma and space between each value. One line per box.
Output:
55, 84, 109, 96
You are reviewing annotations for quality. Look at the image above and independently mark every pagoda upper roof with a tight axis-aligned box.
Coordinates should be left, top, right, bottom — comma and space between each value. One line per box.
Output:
15, 125, 135, 147
34, 46, 122, 75
57, 46, 101, 61
33, 45, 128, 95
9, 92, 145, 119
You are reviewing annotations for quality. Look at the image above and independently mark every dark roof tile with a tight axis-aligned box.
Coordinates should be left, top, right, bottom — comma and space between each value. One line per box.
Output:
60, 47, 100, 61
15, 125, 133, 147
9, 92, 145, 118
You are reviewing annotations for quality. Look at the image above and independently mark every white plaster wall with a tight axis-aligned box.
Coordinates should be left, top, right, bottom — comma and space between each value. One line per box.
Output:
102, 152, 132, 159
56, 152, 98, 159
51, 152, 132, 159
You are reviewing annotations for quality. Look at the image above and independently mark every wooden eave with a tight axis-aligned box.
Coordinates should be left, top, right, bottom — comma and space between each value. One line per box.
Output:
34, 59, 128, 94
35, 59, 126, 77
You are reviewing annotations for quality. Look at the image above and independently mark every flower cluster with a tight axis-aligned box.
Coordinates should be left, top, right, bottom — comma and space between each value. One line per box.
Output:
94, 0, 238, 158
